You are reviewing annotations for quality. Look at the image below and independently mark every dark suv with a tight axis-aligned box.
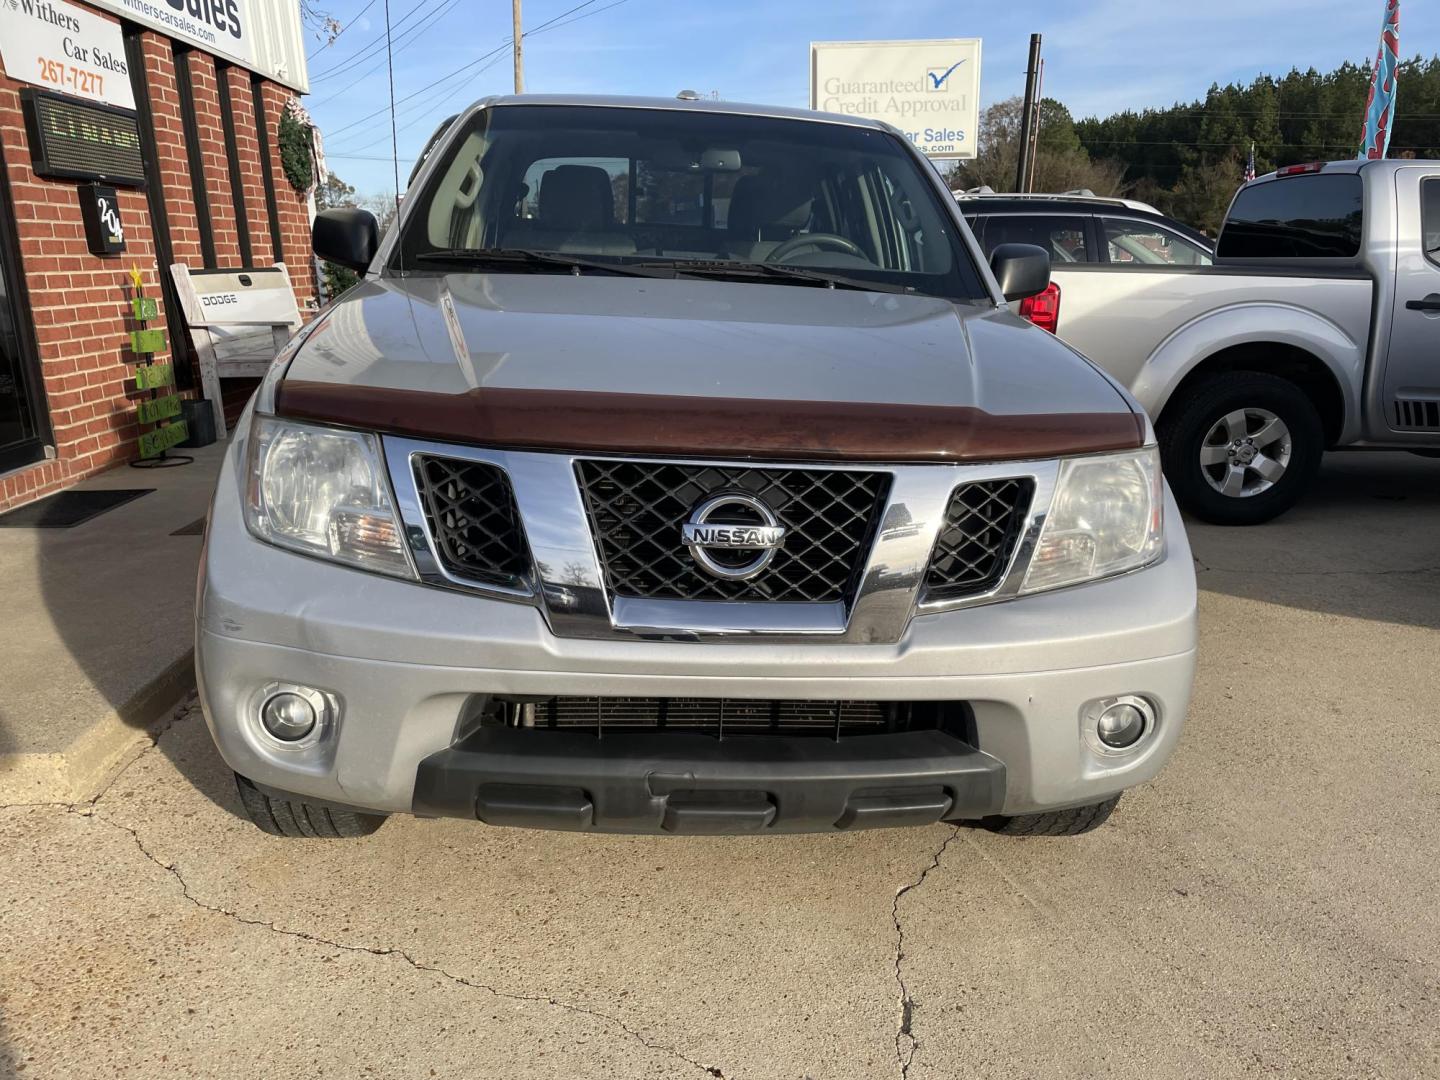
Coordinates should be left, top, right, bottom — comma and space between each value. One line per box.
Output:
956, 192, 1213, 269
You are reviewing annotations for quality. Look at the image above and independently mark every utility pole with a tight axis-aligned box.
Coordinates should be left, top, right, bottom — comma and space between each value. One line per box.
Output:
512, 0, 524, 93
1014, 33, 1042, 192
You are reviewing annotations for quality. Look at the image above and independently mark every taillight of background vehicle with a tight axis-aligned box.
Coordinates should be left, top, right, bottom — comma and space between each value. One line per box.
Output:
1020, 281, 1062, 334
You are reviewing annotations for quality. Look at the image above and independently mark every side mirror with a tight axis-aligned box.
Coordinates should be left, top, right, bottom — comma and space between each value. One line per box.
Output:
313, 208, 379, 273
988, 243, 1051, 302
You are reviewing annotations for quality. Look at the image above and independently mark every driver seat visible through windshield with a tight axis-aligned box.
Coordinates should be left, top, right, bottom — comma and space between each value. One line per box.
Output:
724, 173, 817, 262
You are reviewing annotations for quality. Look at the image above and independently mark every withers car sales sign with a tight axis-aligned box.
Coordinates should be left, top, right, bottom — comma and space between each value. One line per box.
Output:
810, 39, 982, 159
82, 0, 257, 73
0, 0, 135, 109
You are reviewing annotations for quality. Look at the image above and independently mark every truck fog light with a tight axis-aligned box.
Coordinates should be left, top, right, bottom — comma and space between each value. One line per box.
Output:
1082, 695, 1156, 756
261, 692, 317, 741
1097, 703, 1146, 748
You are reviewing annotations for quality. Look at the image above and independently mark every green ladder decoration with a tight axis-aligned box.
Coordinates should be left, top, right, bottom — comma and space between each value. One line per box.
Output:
128, 264, 191, 467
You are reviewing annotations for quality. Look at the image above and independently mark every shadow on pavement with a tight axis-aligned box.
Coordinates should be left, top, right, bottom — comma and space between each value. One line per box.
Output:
0, 444, 220, 768
159, 701, 247, 818
1186, 451, 1440, 630
0, 1012, 18, 1079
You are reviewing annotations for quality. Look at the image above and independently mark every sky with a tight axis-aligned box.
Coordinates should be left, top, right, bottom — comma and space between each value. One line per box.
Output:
304, 0, 1440, 194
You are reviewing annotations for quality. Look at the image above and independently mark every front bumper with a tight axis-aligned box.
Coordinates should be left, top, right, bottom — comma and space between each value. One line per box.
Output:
197, 438, 1198, 834
413, 728, 1005, 833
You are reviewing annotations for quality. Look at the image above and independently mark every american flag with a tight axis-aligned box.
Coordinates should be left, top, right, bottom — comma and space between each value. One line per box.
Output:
1244, 142, 1256, 182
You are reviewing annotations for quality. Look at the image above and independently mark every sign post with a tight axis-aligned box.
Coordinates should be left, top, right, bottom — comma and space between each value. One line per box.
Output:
810, 39, 982, 160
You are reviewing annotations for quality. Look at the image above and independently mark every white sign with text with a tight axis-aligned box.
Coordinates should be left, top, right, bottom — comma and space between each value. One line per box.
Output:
83, 0, 258, 74
0, 0, 135, 109
810, 39, 982, 160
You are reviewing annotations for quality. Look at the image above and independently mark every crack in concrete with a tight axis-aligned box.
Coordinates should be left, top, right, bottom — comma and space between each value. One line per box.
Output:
87, 696, 195, 805
58, 804, 724, 1079
891, 825, 959, 1080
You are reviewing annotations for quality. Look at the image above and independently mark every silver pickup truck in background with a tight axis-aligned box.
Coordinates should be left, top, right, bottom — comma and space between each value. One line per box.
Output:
999, 160, 1440, 525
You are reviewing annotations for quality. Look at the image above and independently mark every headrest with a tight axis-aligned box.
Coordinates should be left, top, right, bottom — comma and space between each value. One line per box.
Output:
539, 165, 615, 232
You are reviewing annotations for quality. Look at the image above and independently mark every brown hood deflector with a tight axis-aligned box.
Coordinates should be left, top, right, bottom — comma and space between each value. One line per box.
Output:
274, 382, 1146, 463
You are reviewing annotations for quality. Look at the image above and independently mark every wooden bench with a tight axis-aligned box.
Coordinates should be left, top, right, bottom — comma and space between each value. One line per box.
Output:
169, 263, 303, 438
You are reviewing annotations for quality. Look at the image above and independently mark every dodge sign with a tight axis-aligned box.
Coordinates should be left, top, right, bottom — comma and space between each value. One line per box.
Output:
810, 38, 982, 159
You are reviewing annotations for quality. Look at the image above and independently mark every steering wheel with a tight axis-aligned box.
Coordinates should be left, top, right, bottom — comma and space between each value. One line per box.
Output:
765, 232, 865, 263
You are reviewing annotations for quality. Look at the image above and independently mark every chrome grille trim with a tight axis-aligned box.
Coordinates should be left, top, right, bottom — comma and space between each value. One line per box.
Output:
923, 478, 1036, 602
412, 455, 533, 588
381, 436, 1063, 643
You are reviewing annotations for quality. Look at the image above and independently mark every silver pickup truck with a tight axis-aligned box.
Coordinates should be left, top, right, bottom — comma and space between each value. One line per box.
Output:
1027, 160, 1440, 524
197, 95, 1196, 840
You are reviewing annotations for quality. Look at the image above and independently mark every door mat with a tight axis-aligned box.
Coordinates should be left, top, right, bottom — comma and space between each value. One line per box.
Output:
0, 489, 153, 529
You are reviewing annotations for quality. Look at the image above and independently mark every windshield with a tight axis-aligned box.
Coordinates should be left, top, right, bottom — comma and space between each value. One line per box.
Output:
394, 104, 986, 302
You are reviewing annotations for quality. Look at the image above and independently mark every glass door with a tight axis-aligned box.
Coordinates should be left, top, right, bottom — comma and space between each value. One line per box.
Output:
0, 131, 47, 474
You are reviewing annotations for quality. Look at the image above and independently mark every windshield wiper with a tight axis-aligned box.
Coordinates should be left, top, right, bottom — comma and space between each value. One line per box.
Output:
412, 249, 913, 293
411, 248, 678, 278
632, 259, 912, 294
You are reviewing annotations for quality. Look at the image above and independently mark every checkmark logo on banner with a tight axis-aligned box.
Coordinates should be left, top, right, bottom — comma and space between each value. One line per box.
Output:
927, 59, 967, 90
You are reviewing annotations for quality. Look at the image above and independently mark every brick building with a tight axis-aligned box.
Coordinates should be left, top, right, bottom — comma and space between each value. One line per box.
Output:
0, 0, 312, 511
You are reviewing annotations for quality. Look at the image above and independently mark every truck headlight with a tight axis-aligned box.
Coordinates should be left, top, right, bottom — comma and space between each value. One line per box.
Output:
1022, 447, 1163, 593
245, 416, 413, 578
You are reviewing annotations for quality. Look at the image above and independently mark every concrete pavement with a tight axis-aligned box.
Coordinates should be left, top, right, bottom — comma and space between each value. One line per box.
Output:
0, 443, 223, 804
1, 451, 1437, 1079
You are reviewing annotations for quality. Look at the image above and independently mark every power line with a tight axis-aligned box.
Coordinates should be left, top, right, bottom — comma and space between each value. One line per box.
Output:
384, 0, 401, 205
538, 0, 629, 33
323, 39, 514, 141
322, 0, 610, 142
310, 0, 443, 81
1079, 139, 1437, 148
306, 0, 379, 60
326, 33, 512, 142
308, 0, 465, 108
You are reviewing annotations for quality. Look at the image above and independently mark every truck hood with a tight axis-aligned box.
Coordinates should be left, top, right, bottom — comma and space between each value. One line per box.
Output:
276, 274, 1142, 462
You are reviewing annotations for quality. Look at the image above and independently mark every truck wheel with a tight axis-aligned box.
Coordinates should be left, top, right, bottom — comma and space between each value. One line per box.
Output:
977, 795, 1120, 836
1158, 371, 1324, 525
234, 774, 387, 838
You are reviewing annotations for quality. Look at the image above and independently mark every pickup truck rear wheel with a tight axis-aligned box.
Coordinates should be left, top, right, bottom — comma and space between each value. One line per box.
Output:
1158, 372, 1323, 525
234, 774, 387, 838
977, 795, 1120, 836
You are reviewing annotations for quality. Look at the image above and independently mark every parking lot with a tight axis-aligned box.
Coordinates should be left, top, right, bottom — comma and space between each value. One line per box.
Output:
2, 450, 1437, 1080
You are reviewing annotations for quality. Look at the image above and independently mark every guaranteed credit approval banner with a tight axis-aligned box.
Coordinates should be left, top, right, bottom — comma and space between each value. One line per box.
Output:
810, 39, 982, 159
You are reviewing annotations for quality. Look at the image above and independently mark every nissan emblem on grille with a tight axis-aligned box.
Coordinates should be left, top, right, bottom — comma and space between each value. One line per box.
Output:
680, 493, 787, 580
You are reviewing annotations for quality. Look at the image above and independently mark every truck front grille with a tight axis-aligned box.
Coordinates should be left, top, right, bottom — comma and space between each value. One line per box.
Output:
495, 697, 967, 740
576, 460, 889, 604
413, 455, 532, 587
923, 478, 1035, 601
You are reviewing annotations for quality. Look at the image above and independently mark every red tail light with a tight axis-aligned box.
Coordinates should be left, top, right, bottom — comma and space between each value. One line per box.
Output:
1019, 281, 1061, 334
1276, 162, 1325, 177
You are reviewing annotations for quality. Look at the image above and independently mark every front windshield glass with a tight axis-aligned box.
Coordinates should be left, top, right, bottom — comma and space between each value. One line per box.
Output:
395, 104, 986, 302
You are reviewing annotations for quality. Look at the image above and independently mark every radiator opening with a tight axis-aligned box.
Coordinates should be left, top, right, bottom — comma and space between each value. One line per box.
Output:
465, 696, 975, 743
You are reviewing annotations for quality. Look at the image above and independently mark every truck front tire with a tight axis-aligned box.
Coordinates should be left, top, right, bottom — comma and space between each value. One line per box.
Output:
1158, 371, 1324, 526
235, 774, 388, 838
976, 795, 1121, 836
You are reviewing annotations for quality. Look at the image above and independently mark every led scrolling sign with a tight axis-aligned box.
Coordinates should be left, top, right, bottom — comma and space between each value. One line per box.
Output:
21, 88, 146, 187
